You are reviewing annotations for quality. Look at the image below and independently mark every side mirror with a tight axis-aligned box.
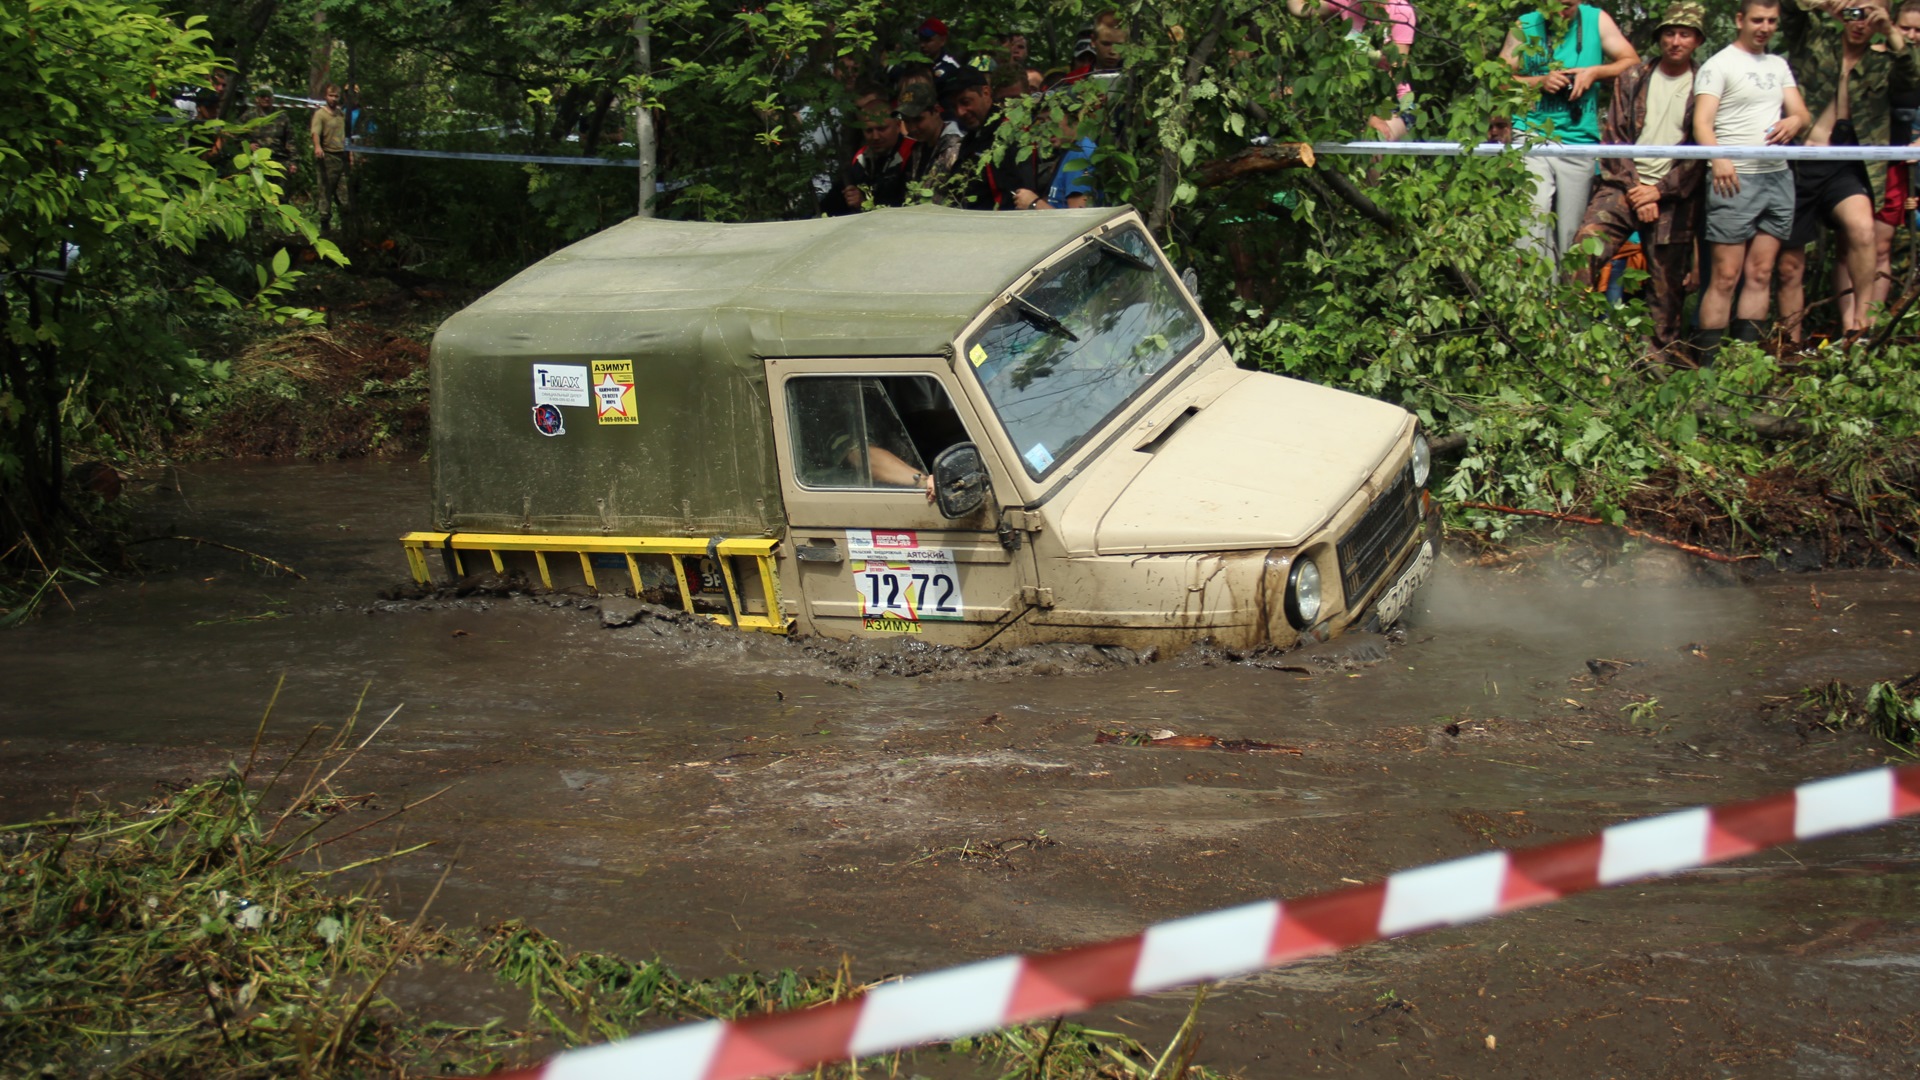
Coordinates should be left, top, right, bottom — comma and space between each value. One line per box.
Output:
931, 443, 991, 519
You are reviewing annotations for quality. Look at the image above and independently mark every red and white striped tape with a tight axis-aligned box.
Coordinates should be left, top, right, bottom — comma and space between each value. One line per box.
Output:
490, 763, 1920, 1080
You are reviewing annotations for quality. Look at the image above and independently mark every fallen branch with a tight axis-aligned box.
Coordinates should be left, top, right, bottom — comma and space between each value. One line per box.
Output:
1457, 501, 1763, 564
1865, 270, 1920, 358
130, 535, 306, 579
1194, 142, 1317, 189
1095, 728, 1304, 754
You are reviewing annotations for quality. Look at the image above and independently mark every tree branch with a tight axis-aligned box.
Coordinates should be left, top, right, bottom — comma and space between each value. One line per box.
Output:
1312, 166, 1400, 233
1149, 4, 1230, 234
1194, 143, 1317, 189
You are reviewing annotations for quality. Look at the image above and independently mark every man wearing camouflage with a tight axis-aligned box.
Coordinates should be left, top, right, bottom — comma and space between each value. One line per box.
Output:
1775, 0, 1920, 337
897, 80, 962, 193
310, 84, 350, 232
1571, 2, 1709, 358
241, 87, 295, 175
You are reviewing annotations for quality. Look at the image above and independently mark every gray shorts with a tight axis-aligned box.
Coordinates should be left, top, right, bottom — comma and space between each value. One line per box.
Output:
1705, 167, 1795, 245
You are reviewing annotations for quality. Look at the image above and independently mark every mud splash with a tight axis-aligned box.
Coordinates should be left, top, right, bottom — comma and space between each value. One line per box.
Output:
3, 461, 1918, 1077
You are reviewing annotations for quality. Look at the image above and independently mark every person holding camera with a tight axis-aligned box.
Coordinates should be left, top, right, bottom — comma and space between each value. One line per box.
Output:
1774, 0, 1920, 340
1501, 2, 1641, 265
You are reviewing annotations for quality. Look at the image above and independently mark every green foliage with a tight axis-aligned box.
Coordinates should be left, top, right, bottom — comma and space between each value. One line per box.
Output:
1803, 677, 1920, 749
0, 727, 465, 1073
0, 0, 340, 564
477, 920, 1227, 1078
102, 0, 1920, 546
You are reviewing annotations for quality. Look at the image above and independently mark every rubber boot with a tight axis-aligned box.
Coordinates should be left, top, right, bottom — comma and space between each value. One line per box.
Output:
1729, 318, 1766, 344
1689, 327, 1725, 368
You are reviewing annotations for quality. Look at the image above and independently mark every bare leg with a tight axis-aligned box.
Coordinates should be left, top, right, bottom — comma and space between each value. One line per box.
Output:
1736, 232, 1783, 322
1830, 194, 1878, 331
1776, 247, 1808, 343
1872, 219, 1896, 310
1699, 242, 1748, 330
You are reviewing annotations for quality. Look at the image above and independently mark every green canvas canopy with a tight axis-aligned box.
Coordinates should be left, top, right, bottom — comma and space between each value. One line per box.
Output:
429, 205, 1128, 538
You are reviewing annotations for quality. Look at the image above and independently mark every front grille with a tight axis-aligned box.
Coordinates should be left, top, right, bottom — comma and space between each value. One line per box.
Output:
1337, 469, 1419, 606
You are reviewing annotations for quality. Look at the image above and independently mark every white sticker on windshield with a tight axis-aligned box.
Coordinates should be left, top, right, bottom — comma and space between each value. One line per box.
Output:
532, 363, 590, 407
1024, 443, 1055, 473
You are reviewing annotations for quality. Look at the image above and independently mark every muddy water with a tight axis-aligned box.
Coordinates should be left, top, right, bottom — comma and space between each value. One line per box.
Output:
4, 461, 1919, 1077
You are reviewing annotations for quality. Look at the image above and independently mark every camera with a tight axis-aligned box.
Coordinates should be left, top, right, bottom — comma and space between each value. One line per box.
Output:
1842, 6, 1869, 20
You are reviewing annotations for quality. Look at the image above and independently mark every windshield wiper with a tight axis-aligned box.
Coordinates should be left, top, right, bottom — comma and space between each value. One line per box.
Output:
1092, 235, 1153, 271
1010, 294, 1079, 341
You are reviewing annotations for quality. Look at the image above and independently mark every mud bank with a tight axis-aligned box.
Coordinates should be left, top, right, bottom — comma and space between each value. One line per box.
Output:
3, 461, 1918, 1077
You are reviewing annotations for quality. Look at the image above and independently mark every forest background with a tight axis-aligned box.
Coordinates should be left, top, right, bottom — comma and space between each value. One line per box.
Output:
5, 0, 1919, 593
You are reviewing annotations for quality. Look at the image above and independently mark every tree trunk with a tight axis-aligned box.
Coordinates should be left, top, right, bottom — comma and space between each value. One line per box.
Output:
582, 88, 614, 153
636, 12, 656, 217
308, 9, 333, 99
218, 0, 280, 117
550, 84, 585, 145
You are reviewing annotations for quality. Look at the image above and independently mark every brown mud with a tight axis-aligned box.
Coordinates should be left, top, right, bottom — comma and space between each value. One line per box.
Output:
1614, 448, 1920, 571
3, 461, 1919, 1078
171, 274, 465, 461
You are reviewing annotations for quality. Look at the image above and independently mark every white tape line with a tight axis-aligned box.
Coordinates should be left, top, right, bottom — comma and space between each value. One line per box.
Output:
1379, 850, 1511, 935
1599, 807, 1711, 885
1130, 900, 1281, 993
848, 956, 1022, 1057
1796, 768, 1894, 838
546, 1018, 725, 1080
1313, 140, 1920, 162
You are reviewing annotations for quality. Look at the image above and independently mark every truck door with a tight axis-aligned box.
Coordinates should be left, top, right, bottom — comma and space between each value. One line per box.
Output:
765, 359, 1035, 647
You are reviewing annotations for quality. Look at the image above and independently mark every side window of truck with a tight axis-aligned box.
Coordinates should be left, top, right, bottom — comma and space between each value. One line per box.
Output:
787, 375, 969, 490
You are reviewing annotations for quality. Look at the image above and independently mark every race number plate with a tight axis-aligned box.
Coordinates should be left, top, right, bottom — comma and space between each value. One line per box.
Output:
846, 529, 965, 633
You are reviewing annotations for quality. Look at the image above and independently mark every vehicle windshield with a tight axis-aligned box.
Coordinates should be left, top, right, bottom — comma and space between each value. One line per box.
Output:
965, 227, 1205, 479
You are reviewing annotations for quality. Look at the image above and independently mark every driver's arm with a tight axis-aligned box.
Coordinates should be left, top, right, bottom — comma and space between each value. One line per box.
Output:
855, 445, 937, 500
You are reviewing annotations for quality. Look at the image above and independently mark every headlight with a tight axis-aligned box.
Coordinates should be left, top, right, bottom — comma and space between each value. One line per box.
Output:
1285, 557, 1323, 630
1410, 431, 1431, 487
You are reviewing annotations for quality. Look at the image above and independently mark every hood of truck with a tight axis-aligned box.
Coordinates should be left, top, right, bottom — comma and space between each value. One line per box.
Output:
1053, 369, 1412, 556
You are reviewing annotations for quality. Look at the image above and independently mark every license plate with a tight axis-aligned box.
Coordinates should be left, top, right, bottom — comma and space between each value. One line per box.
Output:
1371, 539, 1434, 628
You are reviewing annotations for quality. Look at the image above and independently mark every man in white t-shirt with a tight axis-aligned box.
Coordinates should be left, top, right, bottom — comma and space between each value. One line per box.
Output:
1571, 2, 1711, 358
1693, 0, 1812, 358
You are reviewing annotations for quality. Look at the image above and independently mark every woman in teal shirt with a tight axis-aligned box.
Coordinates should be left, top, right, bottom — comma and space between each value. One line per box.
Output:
1500, 3, 1640, 265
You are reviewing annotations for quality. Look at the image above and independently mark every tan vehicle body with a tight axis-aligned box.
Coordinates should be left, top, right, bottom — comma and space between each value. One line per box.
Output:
408, 206, 1435, 650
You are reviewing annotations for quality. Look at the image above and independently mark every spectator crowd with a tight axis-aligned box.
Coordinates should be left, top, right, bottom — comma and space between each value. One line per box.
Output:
173, 2, 1920, 360
824, 1, 1920, 362
816, 15, 1128, 219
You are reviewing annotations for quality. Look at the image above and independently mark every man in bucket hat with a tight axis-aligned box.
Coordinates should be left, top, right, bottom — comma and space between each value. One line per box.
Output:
1570, 1, 1710, 360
